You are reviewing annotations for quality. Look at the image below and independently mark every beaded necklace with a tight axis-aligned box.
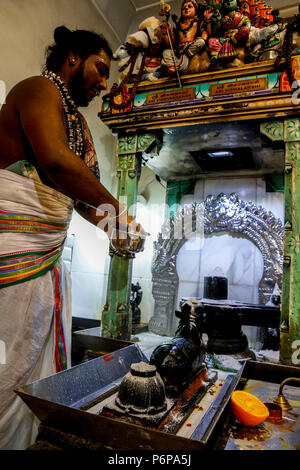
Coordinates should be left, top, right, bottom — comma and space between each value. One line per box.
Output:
178, 17, 198, 36
41, 69, 84, 157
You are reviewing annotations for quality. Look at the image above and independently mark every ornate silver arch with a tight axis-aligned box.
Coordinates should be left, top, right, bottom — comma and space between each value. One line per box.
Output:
149, 193, 284, 336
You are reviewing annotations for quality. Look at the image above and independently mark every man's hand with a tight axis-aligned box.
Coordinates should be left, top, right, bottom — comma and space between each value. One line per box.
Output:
111, 204, 147, 239
76, 202, 147, 239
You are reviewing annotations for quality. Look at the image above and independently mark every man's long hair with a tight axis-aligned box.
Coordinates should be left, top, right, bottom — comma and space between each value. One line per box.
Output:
45, 26, 112, 72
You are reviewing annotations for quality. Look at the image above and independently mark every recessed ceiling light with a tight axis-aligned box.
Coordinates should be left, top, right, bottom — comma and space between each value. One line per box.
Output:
208, 151, 234, 158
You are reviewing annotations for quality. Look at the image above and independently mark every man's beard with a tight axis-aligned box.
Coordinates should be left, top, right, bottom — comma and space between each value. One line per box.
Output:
69, 64, 89, 107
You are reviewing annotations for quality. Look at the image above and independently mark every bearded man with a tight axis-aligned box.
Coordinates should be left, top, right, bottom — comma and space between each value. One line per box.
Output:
0, 26, 143, 449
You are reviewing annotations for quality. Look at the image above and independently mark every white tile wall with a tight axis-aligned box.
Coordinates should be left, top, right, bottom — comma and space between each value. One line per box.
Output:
132, 177, 166, 324
69, 211, 110, 275
194, 180, 204, 201
71, 272, 109, 320
177, 281, 200, 308
180, 194, 195, 207
66, 211, 111, 320
204, 178, 258, 201
177, 246, 201, 282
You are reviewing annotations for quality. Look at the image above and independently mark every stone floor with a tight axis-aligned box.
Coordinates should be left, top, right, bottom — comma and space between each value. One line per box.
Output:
132, 331, 280, 366
73, 326, 280, 369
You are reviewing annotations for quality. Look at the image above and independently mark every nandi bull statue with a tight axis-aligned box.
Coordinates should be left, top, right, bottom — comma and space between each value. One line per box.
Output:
150, 299, 207, 396
105, 16, 166, 112
113, 16, 165, 83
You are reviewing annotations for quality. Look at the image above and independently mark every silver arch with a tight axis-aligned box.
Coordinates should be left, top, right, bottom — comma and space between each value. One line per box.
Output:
149, 193, 284, 336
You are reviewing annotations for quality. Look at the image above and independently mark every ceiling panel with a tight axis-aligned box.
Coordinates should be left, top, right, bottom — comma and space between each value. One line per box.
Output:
130, 0, 174, 11
129, 0, 295, 11
146, 122, 284, 181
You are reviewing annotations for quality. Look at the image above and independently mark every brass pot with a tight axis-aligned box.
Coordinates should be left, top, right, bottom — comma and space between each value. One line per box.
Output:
259, 50, 279, 62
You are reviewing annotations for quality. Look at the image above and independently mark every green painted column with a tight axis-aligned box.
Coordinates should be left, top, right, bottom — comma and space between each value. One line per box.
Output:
101, 133, 159, 340
281, 119, 300, 364
261, 119, 300, 365
166, 180, 196, 220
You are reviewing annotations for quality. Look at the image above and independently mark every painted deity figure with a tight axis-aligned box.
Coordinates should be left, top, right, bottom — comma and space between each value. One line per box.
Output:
207, 0, 251, 64
238, 0, 275, 27
249, 0, 263, 27
161, 0, 206, 73
200, 1, 224, 43
259, 5, 273, 27
238, 1, 251, 18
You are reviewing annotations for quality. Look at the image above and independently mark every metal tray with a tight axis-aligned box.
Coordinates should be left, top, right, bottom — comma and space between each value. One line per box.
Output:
15, 343, 241, 450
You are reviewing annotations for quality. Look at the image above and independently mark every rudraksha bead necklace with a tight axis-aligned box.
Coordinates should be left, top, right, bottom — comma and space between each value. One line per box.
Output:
41, 69, 84, 157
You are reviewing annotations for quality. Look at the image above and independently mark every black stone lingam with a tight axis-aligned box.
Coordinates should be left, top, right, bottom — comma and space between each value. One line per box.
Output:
204, 276, 228, 300
115, 362, 167, 416
101, 362, 174, 426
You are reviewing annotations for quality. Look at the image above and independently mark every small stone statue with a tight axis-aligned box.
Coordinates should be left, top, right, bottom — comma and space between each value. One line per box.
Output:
130, 282, 143, 327
263, 283, 281, 351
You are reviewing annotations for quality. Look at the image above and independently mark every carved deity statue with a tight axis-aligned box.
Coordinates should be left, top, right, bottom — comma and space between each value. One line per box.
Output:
130, 282, 143, 326
161, 0, 206, 74
108, 0, 287, 87
200, 2, 223, 44
207, 0, 251, 64
246, 0, 274, 28
238, 0, 251, 18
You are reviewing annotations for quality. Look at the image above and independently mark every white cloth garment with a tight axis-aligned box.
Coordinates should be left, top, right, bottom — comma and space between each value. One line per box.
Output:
0, 169, 73, 450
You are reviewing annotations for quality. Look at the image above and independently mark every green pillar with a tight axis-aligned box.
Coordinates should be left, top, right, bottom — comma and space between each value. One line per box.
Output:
166, 180, 196, 220
101, 133, 159, 340
261, 119, 300, 365
281, 119, 300, 364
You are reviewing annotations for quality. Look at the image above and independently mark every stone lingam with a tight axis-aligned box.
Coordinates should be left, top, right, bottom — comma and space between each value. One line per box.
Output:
101, 362, 175, 426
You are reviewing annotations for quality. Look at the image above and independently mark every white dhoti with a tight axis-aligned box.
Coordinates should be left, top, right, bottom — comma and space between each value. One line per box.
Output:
0, 169, 74, 450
